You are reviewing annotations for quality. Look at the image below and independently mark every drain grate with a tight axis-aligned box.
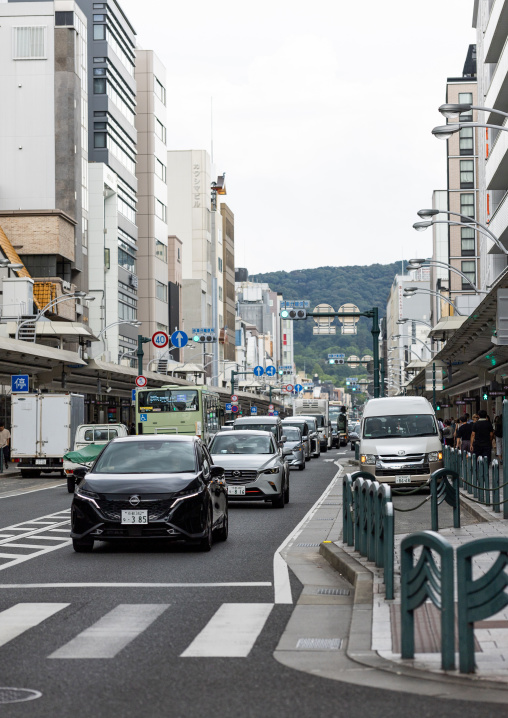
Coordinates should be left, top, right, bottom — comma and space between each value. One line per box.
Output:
296, 638, 342, 650
323, 503, 341, 506
0, 688, 41, 704
317, 588, 350, 596
315, 517, 334, 520
296, 543, 320, 547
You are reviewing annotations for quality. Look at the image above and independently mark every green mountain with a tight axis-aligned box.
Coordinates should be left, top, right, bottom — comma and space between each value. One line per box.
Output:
251, 262, 403, 386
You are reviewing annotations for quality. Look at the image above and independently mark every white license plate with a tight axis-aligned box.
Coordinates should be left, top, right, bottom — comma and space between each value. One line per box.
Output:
228, 485, 245, 496
35, 459, 46, 465
121, 510, 148, 524
395, 476, 411, 484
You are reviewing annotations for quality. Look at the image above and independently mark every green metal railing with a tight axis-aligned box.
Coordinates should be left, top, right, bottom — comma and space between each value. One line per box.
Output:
443, 444, 504, 514
430, 468, 460, 531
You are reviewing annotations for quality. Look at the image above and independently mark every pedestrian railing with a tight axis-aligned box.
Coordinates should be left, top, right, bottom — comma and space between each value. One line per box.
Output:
400, 531, 508, 673
430, 468, 460, 531
443, 446, 506, 516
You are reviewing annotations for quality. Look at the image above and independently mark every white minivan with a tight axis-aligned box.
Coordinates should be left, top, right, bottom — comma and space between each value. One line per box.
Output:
359, 397, 443, 487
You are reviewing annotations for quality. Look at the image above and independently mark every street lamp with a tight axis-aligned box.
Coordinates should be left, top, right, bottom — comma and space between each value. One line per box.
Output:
15, 291, 95, 340
396, 317, 431, 328
406, 257, 484, 293
403, 286, 464, 315
413, 216, 506, 255
95, 320, 142, 361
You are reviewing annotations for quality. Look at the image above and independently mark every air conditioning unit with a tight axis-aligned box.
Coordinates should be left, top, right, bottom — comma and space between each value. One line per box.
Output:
62, 281, 71, 291
129, 274, 138, 289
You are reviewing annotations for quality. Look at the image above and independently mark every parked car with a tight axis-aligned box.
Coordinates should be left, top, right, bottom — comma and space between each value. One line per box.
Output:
71, 435, 227, 552
281, 418, 311, 460
281, 426, 305, 471
209, 430, 289, 508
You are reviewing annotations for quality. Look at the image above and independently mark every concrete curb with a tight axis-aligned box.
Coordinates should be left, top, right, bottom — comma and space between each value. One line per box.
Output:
319, 539, 508, 692
459, 490, 502, 523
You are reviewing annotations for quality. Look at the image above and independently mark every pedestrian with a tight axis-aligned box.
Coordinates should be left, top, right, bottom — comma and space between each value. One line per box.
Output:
0, 422, 10, 469
129, 422, 136, 435
494, 414, 503, 464
442, 419, 454, 446
470, 410, 494, 464
456, 415, 473, 454
472, 413, 479, 423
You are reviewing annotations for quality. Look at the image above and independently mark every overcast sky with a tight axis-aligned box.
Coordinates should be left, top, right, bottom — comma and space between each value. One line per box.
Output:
121, 0, 476, 275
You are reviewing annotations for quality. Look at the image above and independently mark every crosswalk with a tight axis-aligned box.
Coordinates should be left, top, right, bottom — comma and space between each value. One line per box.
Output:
0, 602, 275, 659
0, 510, 71, 571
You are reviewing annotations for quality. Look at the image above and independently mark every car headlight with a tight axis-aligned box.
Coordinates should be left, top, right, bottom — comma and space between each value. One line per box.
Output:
170, 485, 205, 508
428, 451, 443, 462
75, 487, 100, 508
361, 454, 376, 464
295, 444, 303, 450
263, 467, 279, 474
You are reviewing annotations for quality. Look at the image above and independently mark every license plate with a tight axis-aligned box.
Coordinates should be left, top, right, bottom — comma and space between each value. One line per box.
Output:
395, 476, 411, 484
121, 510, 148, 524
35, 459, 46, 465
228, 486, 245, 496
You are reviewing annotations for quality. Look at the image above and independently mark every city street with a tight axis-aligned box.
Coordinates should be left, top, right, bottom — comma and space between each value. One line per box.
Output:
0, 451, 499, 718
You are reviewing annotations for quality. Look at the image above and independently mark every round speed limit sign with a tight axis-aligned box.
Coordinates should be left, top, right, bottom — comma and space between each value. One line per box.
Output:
135, 375, 148, 388
152, 331, 169, 348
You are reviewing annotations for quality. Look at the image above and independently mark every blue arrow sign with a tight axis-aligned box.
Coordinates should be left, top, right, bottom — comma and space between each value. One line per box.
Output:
273, 410, 279, 416
171, 330, 188, 349
253, 365, 264, 377
294, 384, 303, 393
132, 389, 136, 402
265, 365, 276, 377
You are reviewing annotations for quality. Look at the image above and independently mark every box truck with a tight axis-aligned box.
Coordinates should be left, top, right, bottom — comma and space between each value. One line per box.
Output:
11, 394, 85, 478
294, 398, 331, 451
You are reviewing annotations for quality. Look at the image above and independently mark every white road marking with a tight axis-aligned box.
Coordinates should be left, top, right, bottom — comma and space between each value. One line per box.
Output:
49, 604, 169, 659
273, 464, 343, 604
0, 582, 273, 589
323, 459, 335, 462
0, 603, 69, 647
181, 603, 273, 657
0, 483, 66, 500
0, 511, 71, 571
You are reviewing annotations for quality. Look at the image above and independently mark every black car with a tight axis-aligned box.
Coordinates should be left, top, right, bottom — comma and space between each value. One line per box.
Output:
71, 435, 227, 553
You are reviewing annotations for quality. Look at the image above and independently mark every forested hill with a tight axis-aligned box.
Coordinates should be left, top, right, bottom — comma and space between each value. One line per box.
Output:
250, 262, 403, 385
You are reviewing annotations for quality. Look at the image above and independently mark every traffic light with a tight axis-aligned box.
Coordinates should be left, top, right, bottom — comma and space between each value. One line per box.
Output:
280, 309, 306, 320
329, 359, 345, 365
192, 332, 217, 343
482, 385, 489, 401
436, 403, 441, 411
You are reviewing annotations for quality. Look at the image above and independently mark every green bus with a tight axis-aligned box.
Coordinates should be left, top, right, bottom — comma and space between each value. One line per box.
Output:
135, 385, 222, 445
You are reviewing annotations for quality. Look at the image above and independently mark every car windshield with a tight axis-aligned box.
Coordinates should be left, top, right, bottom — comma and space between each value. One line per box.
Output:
234, 422, 277, 436
283, 421, 307, 434
284, 427, 301, 441
137, 389, 199, 413
363, 414, 438, 439
300, 418, 317, 431
92, 440, 197, 474
83, 428, 119, 442
210, 434, 274, 455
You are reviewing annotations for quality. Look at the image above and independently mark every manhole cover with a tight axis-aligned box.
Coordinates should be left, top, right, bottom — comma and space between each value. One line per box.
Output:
317, 588, 350, 596
296, 638, 342, 650
0, 688, 41, 704
297, 543, 320, 547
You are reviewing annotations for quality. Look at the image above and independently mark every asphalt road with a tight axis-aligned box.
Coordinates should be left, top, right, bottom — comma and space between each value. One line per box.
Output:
0, 450, 498, 718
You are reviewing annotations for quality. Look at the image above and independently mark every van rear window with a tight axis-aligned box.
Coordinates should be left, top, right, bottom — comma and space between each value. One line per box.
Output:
363, 414, 437, 439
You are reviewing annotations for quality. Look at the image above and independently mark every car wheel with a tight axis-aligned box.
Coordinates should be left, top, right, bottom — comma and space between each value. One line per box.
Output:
298, 462, 305, 471
214, 511, 228, 542
198, 508, 213, 551
272, 489, 285, 508
322, 444, 328, 453
67, 476, 75, 493
72, 538, 94, 553
284, 478, 289, 504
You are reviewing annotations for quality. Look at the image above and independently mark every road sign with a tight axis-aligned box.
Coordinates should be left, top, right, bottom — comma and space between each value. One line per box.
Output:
131, 389, 136, 402
273, 410, 279, 416
11, 375, 29, 393
294, 384, 303, 393
251, 406, 257, 414
268, 411, 274, 416
285, 384, 294, 392
140, 414, 148, 422
225, 403, 232, 412
135, 376, 148, 388
265, 366, 276, 377
328, 353, 345, 359
152, 331, 169, 349
253, 365, 264, 377
268, 404, 274, 410
231, 394, 239, 402
231, 405, 239, 413
170, 330, 188, 349
280, 300, 310, 309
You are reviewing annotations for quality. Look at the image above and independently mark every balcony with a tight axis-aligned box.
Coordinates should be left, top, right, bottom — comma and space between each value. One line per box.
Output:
486, 118, 508, 189
488, 190, 508, 252
485, 0, 508, 63
485, 32, 508, 125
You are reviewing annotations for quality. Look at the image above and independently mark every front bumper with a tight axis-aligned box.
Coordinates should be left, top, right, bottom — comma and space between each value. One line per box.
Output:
359, 460, 443, 486
225, 470, 283, 501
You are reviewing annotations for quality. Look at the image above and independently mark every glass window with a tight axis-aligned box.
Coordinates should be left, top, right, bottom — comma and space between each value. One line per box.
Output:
83, 428, 119, 442
156, 240, 167, 262
460, 160, 474, 188
154, 76, 166, 105
233, 421, 278, 436
461, 260, 476, 289
118, 247, 136, 272
93, 3, 106, 7
155, 199, 167, 222
93, 24, 106, 40
55, 11, 74, 26
218, 257, 223, 272
13, 26, 46, 59
363, 414, 437, 438
210, 433, 274, 455
94, 132, 106, 148
459, 127, 473, 155
93, 77, 106, 94
461, 227, 475, 256
155, 158, 166, 182
155, 118, 166, 144
93, 439, 197, 474
93, 57, 106, 63
93, 67, 106, 76
138, 390, 199, 413
93, 14, 106, 21
460, 193, 475, 218
94, 121, 107, 130
459, 92, 473, 122
156, 281, 167, 302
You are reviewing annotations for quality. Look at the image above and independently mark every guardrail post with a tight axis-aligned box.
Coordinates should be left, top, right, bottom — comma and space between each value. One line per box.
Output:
342, 474, 354, 545
472, 454, 478, 499
353, 479, 362, 553
457, 449, 463, 489
466, 452, 472, 494
367, 481, 379, 562
492, 459, 500, 514
430, 468, 460, 531
355, 443, 360, 461
384, 502, 394, 600
375, 484, 391, 568
401, 531, 455, 670
477, 456, 485, 504
359, 479, 372, 557
443, 445, 449, 469
457, 537, 508, 673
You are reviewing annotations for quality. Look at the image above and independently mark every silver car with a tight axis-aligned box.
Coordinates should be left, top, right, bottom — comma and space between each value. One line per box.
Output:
209, 430, 289, 508
281, 418, 311, 460
282, 426, 305, 471
294, 415, 321, 458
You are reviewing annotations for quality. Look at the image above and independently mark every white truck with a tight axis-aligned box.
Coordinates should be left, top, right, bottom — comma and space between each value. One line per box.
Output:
294, 398, 331, 451
63, 423, 128, 492
11, 394, 84, 478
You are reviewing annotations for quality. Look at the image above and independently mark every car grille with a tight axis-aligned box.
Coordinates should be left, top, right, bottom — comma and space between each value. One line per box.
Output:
97, 498, 175, 522
376, 466, 430, 477
224, 469, 258, 485
376, 453, 429, 477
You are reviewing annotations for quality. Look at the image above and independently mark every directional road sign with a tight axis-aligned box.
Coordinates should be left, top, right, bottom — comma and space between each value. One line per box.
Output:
231, 394, 239, 402
251, 406, 257, 414
170, 330, 188, 349
253, 365, 264, 377
225, 403, 232, 412
135, 376, 148, 388
265, 366, 276, 377
152, 331, 169, 349
131, 389, 136, 402
273, 410, 279, 416
11, 375, 29, 393
231, 405, 239, 414
294, 384, 303, 393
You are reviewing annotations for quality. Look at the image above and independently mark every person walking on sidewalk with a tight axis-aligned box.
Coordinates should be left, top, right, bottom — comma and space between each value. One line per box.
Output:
456, 415, 473, 453
0, 423, 11, 469
494, 414, 503, 464
471, 410, 494, 464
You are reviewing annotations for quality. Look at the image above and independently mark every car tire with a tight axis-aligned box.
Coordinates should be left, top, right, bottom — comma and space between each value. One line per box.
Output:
197, 508, 213, 551
67, 476, 75, 493
284, 478, 289, 504
214, 511, 228, 542
322, 444, 328, 453
272, 490, 285, 508
298, 462, 305, 471
72, 538, 94, 553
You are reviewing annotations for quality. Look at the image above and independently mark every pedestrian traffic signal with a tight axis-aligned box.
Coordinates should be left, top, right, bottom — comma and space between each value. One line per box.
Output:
436, 404, 441, 411
482, 385, 489, 401
280, 309, 306, 320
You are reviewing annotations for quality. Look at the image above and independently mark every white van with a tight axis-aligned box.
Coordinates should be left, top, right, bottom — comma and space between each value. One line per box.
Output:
359, 397, 442, 487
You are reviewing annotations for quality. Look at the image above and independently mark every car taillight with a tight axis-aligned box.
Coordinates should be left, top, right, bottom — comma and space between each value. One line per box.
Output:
12, 458, 20, 463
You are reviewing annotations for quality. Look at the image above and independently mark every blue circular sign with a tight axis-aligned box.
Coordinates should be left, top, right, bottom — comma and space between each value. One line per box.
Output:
253, 365, 264, 377
171, 330, 188, 349
294, 384, 303, 393
265, 366, 276, 377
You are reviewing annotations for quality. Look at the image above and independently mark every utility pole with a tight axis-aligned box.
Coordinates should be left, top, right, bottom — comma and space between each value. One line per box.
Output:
137, 335, 151, 376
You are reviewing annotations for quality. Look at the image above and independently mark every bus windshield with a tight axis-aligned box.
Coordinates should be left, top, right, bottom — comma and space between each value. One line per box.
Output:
138, 389, 199, 413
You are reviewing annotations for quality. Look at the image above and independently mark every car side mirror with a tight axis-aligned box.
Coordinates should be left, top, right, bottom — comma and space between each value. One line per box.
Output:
73, 466, 87, 481
281, 435, 287, 443
210, 465, 224, 478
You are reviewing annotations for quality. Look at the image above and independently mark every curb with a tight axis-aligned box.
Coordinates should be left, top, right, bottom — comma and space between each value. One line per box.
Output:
319, 539, 508, 692
459, 491, 502, 523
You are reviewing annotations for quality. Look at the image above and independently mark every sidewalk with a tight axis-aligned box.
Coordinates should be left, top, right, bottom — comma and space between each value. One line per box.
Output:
320, 465, 508, 688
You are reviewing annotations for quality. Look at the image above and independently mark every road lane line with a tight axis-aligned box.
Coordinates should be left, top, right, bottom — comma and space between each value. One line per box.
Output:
0, 582, 273, 589
181, 603, 273, 657
273, 464, 344, 604
0, 483, 66, 499
0, 603, 69, 646
49, 604, 169, 659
